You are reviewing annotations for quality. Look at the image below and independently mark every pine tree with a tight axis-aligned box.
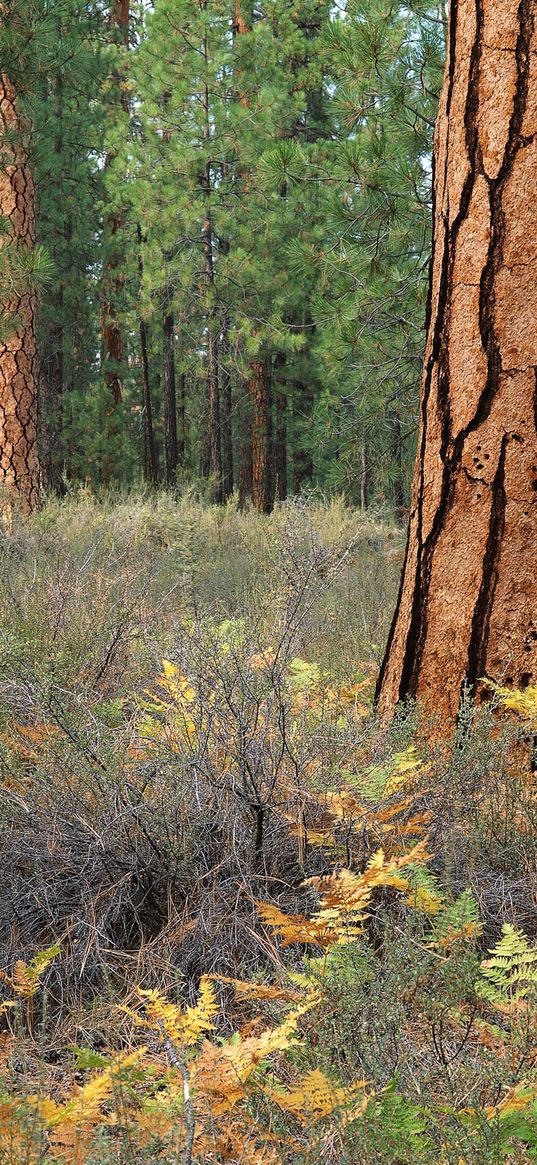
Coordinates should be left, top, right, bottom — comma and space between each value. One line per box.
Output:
35, 0, 106, 493
0, 0, 42, 517
377, 0, 537, 725
306, 0, 443, 510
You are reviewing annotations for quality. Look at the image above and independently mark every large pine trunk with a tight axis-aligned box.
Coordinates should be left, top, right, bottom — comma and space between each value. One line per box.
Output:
0, 73, 39, 516
377, 0, 537, 726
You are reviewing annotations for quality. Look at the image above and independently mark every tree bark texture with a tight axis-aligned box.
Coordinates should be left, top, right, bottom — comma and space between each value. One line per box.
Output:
377, 0, 537, 725
0, 74, 39, 515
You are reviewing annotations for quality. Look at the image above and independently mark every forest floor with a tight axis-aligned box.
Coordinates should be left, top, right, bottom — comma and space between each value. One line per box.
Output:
0, 493, 536, 1164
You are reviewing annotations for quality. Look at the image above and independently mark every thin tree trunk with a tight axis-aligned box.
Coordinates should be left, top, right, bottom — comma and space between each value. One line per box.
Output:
273, 354, 287, 502
178, 371, 186, 466
163, 301, 178, 487
139, 314, 158, 485
220, 321, 233, 499
137, 225, 158, 485
360, 438, 368, 511
377, 0, 537, 727
251, 356, 272, 513
0, 72, 39, 517
237, 381, 252, 508
201, 15, 222, 503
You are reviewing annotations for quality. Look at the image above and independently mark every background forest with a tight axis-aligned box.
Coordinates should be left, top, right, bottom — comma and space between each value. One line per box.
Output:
1, 0, 443, 511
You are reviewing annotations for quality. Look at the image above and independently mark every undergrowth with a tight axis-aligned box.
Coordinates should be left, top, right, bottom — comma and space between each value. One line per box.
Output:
0, 493, 536, 1163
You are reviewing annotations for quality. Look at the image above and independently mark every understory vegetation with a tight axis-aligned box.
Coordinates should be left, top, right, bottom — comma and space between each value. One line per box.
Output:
0, 494, 536, 1163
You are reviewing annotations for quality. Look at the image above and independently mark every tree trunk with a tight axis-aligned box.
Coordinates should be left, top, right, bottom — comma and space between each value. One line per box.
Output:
178, 371, 186, 466
273, 355, 287, 502
237, 381, 252, 507
163, 302, 178, 487
0, 73, 39, 516
360, 438, 368, 511
137, 225, 158, 485
220, 323, 233, 500
139, 314, 158, 485
251, 356, 272, 513
377, 0, 537, 727
201, 19, 222, 504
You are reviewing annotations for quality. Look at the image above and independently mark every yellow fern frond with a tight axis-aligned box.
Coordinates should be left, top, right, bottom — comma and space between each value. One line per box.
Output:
7, 945, 60, 999
265, 1067, 369, 1125
482, 679, 537, 721
210, 974, 303, 1003
181, 976, 219, 1045
192, 998, 318, 1116
39, 1050, 145, 1128
128, 976, 218, 1047
258, 843, 432, 953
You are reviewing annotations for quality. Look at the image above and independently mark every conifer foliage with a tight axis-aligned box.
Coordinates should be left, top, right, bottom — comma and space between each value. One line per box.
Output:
0, 0, 443, 509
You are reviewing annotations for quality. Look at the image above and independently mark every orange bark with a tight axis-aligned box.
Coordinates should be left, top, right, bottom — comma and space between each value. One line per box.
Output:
377, 0, 537, 726
0, 73, 39, 516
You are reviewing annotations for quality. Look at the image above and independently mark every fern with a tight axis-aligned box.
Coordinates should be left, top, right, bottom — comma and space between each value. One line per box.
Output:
264, 1067, 369, 1126
257, 841, 432, 953
428, 890, 483, 951
0, 944, 60, 1009
477, 924, 537, 1010
121, 976, 218, 1047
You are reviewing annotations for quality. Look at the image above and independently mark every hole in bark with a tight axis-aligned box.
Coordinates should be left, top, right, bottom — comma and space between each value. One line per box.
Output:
484, 453, 490, 460
521, 673, 532, 689
532, 481, 537, 491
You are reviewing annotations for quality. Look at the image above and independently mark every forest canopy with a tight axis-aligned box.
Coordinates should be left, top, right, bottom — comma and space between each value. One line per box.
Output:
0, 0, 444, 511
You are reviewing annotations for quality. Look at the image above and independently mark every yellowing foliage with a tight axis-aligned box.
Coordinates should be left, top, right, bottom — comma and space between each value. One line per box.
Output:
257, 841, 433, 953
264, 1067, 369, 1125
121, 976, 218, 1046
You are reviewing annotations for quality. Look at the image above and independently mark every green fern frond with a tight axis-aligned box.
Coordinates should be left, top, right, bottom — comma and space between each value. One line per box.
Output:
477, 924, 537, 1008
